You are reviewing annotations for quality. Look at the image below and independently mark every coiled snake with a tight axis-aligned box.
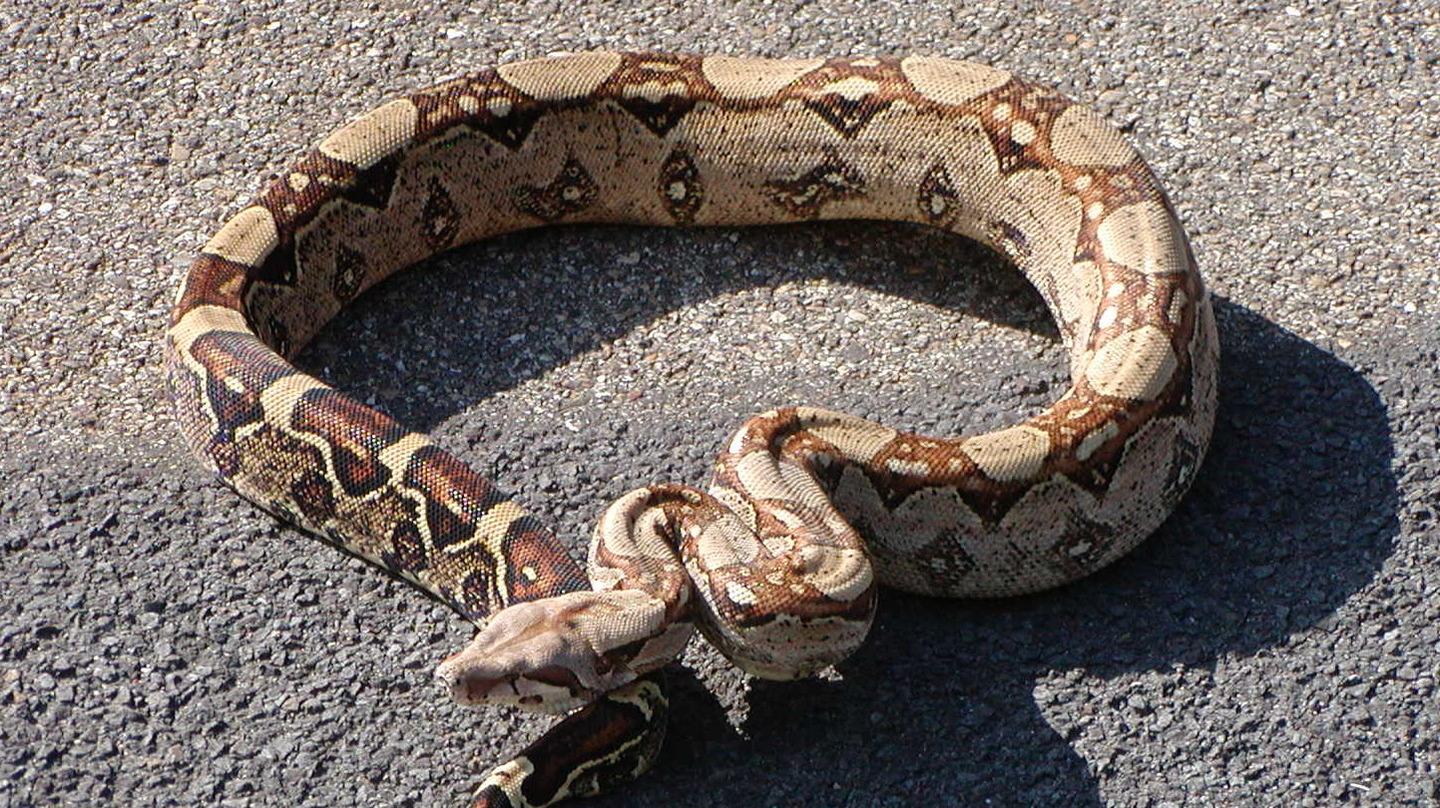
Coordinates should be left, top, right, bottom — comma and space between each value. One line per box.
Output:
165, 52, 1218, 806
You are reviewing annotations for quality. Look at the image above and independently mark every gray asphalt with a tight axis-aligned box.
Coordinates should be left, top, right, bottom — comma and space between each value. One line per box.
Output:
2, 2, 1438, 806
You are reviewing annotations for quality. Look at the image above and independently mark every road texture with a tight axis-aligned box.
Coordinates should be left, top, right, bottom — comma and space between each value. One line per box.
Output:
2, 1, 1437, 805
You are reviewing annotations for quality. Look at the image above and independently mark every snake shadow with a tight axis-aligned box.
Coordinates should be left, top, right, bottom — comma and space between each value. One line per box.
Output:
662, 298, 1399, 807
304, 222, 1398, 807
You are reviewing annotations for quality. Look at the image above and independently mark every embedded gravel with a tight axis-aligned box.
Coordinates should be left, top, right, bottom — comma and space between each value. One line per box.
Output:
2, 2, 1438, 806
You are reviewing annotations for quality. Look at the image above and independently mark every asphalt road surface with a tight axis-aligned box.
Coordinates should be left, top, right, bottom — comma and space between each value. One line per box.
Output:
2, 2, 1437, 806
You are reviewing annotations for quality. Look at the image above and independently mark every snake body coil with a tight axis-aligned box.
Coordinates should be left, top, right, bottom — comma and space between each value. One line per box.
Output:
165, 52, 1217, 807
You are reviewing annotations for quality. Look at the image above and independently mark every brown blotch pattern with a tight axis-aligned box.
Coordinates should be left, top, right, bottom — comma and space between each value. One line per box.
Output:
1048, 512, 1118, 579
513, 156, 601, 222
604, 53, 707, 136
763, 149, 866, 219
916, 162, 960, 225
171, 256, 247, 325
657, 148, 704, 224
419, 176, 461, 250
290, 388, 407, 498
507, 675, 666, 806
330, 243, 366, 303
290, 469, 337, 525
383, 520, 428, 574
188, 331, 294, 463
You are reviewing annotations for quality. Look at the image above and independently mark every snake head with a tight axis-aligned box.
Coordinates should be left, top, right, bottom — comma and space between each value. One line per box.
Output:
435, 589, 687, 715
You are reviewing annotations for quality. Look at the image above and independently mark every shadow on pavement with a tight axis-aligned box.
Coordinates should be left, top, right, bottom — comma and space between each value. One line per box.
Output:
304, 222, 1398, 806
699, 297, 1398, 805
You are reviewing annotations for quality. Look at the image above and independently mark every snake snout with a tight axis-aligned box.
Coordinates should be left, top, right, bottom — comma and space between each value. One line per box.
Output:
432, 659, 490, 704
434, 590, 674, 714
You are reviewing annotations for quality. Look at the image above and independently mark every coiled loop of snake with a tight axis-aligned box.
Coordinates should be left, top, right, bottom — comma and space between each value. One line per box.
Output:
165, 52, 1216, 807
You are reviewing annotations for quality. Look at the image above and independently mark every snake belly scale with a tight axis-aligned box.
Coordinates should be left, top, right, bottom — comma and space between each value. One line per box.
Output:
164, 51, 1218, 806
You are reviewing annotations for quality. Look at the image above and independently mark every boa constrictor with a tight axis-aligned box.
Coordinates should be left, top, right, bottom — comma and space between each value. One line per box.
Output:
165, 51, 1218, 806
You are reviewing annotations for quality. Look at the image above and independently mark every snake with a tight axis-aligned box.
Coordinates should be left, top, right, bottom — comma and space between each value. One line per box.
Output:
164, 51, 1218, 806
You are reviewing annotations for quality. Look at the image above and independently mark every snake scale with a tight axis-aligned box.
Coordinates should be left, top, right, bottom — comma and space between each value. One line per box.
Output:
165, 52, 1218, 806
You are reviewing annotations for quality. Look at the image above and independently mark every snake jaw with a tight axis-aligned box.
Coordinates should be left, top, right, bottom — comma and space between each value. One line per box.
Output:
434, 589, 673, 714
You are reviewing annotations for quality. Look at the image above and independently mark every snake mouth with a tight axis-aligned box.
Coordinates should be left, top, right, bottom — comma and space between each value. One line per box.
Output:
436, 661, 600, 714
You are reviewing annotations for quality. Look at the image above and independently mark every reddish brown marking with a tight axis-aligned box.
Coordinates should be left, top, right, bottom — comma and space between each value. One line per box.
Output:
967, 82, 1069, 174
171, 256, 247, 325
409, 68, 544, 150
253, 152, 364, 233
229, 152, 382, 304
508, 674, 667, 807
501, 522, 590, 605
603, 52, 707, 136
525, 664, 588, 696
699, 557, 876, 628
593, 644, 634, 677
291, 389, 408, 498
187, 331, 296, 474
753, 58, 904, 136
401, 446, 502, 546
423, 494, 471, 550
804, 92, 891, 137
